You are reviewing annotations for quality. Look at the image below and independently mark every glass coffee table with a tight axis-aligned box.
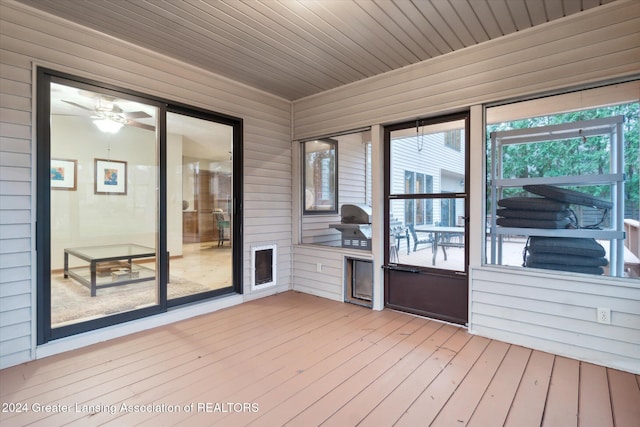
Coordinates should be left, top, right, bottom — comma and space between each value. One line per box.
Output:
64, 244, 156, 296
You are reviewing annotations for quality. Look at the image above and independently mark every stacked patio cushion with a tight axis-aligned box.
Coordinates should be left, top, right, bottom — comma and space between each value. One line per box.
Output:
496, 196, 573, 229
523, 184, 613, 210
524, 237, 608, 275
496, 184, 612, 275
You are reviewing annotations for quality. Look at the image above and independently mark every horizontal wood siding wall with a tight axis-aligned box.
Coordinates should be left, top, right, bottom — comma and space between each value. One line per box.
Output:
292, 0, 640, 373
337, 132, 367, 205
470, 267, 640, 374
0, 10, 34, 369
301, 214, 341, 246
293, 246, 344, 301
292, 1, 640, 140
0, 0, 292, 368
292, 245, 373, 302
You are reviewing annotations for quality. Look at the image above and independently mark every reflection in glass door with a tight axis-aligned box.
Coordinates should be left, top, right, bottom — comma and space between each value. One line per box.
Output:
167, 112, 234, 304
48, 80, 159, 330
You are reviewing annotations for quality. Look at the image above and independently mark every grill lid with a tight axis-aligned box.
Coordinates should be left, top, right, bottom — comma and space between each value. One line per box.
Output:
341, 204, 372, 224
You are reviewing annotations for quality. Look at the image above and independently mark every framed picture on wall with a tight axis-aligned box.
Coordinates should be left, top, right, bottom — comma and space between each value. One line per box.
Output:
50, 158, 77, 191
94, 158, 127, 195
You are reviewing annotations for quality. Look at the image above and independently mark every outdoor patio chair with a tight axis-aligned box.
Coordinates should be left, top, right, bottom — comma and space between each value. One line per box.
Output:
407, 224, 433, 253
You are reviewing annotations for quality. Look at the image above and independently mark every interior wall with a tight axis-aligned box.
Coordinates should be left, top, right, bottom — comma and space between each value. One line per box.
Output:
0, 0, 292, 369
291, 0, 640, 373
167, 133, 183, 255
49, 115, 185, 270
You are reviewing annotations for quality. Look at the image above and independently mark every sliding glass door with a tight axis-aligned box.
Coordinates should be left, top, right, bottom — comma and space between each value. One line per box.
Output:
43, 77, 161, 338
166, 111, 235, 305
37, 69, 242, 343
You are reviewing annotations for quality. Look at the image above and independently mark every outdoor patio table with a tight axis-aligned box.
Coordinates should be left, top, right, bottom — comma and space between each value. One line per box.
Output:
415, 226, 465, 266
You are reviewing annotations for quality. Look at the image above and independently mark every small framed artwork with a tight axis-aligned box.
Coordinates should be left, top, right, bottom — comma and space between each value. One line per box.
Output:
50, 158, 77, 191
94, 158, 127, 195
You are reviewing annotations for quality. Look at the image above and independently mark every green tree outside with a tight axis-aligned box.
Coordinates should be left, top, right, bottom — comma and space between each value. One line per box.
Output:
487, 102, 639, 219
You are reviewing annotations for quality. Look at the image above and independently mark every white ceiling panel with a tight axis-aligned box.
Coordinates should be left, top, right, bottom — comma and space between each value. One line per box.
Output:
15, 0, 619, 100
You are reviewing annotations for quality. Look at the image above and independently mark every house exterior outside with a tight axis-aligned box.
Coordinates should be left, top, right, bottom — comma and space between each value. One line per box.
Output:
1, 0, 638, 375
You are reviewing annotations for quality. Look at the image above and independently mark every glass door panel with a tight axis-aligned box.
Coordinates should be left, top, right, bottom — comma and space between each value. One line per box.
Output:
389, 120, 466, 196
167, 112, 234, 302
50, 82, 159, 328
390, 197, 466, 271
388, 117, 467, 273
385, 113, 469, 324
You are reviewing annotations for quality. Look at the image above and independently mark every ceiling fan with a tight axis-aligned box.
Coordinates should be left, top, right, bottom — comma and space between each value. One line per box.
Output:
62, 94, 155, 133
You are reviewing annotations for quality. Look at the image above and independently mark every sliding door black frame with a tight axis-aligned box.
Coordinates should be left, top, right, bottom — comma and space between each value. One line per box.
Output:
165, 105, 244, 308
36, 68, 243, 344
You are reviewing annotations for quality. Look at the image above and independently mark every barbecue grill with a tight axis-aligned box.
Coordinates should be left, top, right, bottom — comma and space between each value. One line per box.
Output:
329, 204, 372, 250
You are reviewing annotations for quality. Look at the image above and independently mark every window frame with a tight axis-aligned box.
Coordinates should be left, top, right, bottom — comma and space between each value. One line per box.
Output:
482, 81, 639, 281
302, 138, 338, 215
403, 171, 434, 226
444, 129, 462, 151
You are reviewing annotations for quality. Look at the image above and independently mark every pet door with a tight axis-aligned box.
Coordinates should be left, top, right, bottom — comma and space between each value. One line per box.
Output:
251, 244, 277, 291
345, 257, 373, 308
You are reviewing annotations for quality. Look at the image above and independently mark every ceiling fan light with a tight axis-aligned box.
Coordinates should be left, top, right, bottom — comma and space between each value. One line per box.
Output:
93, 118, 124, 134
95, 97, 114, 112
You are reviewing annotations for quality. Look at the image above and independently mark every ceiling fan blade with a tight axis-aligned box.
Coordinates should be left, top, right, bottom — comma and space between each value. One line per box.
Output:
125, 111, 152, 119
62, 100, 93, 111
127, 120, 155, 132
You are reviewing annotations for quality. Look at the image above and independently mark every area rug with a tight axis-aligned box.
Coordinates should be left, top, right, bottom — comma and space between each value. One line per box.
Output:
51, 273, 227, 326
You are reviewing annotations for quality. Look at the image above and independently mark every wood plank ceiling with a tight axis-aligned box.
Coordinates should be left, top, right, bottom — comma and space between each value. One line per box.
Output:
16, 0, 618, 100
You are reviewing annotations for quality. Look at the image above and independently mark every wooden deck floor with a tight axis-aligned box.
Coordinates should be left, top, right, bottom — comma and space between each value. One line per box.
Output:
1, 291, 639, 427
